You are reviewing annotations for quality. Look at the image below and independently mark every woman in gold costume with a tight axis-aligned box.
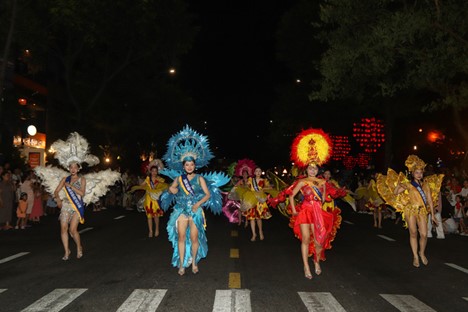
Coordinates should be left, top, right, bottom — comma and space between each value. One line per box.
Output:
377, 155, 442, 267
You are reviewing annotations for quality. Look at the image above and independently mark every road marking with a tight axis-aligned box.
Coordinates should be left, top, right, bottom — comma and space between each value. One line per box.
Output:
231, 230, 238, 237
78, 227, 93, 234
230, 248, 239, 259
0, 289, 6, 294
298, 292, 346, 312
380, 294, 436, 312
377, 235, 395, 242
114, 215, 126, 220
213, 289, 251, 312
445, 263, 468, 274
21, 288, 87, 312
463, 297, 468, 302
0, 252, 30, 264
116, 289, 167, 312
228, 273, 241, 289
343, 220, 354, 225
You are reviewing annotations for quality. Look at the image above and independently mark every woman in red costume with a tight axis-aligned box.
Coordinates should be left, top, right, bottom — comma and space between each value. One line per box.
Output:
287, 129, 341, 279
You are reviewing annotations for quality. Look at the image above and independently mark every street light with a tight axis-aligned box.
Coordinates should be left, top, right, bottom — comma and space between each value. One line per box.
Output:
27, 125, 37, 136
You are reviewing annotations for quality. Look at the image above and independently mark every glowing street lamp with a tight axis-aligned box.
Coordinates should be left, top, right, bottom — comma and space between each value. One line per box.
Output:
27, 125, 37, 136
169, 68, 176, 75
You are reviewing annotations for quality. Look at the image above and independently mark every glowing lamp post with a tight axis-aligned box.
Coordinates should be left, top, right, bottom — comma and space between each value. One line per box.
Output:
27, 125, 37, 136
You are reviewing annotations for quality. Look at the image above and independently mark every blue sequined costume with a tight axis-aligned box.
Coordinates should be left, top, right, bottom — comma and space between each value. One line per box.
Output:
166, 174, 208, 268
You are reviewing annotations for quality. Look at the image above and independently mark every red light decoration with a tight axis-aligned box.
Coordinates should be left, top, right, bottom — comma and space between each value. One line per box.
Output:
427, 130, 444, 143
353, 117, 385, 153
18, 98, 27, 106
342, 153, 372, 170
331, 135, 351, 161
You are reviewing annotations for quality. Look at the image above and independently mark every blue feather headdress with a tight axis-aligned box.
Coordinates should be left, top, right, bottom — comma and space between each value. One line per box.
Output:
162, 125, 214, 171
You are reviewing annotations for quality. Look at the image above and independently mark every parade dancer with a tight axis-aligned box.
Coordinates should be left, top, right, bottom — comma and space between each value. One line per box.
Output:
131, 159, 168, 237
159, 125, 229, 275
377, 155, 443, 267
285, 129, 341, 279
35, 133, 120, 260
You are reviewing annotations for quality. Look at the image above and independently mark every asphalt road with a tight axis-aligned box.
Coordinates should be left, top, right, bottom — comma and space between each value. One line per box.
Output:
0, 204, 467, 311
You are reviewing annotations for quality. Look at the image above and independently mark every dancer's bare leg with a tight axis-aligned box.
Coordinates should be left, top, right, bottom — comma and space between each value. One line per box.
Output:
300, 224, 312, 279
147, 217, 153, 237
417, 215, 429, 265
60, 221, 70, 260
69, 214, 82, 259
407, 215, 420, 267
250, 219, 257, 241
257, 219, 264, 240
154, 216, 160, 237
177, 217, 189, 275
190, 220, 199, 273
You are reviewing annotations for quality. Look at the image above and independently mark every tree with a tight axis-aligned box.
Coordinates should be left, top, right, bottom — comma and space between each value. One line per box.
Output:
313, 0, 468, 165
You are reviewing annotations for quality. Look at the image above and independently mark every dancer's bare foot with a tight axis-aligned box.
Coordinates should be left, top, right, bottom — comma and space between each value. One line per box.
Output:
259, 233, 264, 241
178, 267, 185, 276
250, 235, 257, 242
304, 266, 312, 279
314, 261, 322, 275
419, 252, 428, 265
62, 249, 71, 261
154, 230, 159, 237
148, 231, 153, 238
413, 256, 420, 268
77, 247, 83, 259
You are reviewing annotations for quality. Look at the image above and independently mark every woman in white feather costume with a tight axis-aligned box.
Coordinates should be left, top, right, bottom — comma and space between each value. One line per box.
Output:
34, 132, 120, 261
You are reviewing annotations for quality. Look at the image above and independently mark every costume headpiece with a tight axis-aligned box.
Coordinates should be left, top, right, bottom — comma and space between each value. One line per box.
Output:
234, 158, 256, 177
405, 155, 426, 173
162, 125, 214, 171
51, 132, 99, 169
147, 159, 164, 172
291, 128, 332, 168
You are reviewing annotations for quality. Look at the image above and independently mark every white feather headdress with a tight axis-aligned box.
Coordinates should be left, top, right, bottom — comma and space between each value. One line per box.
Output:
51, 132, 100, 169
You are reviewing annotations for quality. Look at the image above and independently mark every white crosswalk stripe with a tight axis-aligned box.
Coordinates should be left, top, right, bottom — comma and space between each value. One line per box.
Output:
463, 297, 468, 302
212, 289, 251, 312
116, 289, 167, 312
445, 263, 468, 274
380, 294, 436, 312
78, 227, 93, 234
21, 288, 87, 312
377, 235, 396, 242
298, 292, 346, 312
114, 215, 126, 220
0, 252, 30, 264
1, 288, 444, 311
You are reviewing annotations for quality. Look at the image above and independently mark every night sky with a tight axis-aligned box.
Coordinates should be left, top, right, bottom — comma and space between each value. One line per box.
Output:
179, 1, 296, 163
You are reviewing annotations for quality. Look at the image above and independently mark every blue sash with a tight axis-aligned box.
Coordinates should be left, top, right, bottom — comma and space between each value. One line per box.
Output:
252, 178, 260, 191
312, 185, 323, 201
65, 176, 85, 224
180, 174, 195, 196
411, 180, 427, 206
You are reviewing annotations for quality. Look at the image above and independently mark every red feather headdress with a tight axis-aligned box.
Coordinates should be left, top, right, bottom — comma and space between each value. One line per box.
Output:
234, 158, 257, 177
291, 128, 333, 168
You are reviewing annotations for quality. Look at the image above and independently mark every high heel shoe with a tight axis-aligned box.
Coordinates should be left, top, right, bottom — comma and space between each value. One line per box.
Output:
62, 250, 71, 261
77, 248, 83, 259
178, 267, 185, 276
250, 235, 257, 242
192, 265, 199, 274
314, 262, 322, 275
304, 267, 312, 279
419, 252, 428, 265
413, 256, 420, 268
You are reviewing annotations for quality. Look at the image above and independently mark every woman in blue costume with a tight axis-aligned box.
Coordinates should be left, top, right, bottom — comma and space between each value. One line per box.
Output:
160, 125, 230, 276
167, 157, 210, 275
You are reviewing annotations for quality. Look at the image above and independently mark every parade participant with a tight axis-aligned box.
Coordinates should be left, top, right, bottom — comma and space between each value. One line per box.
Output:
241, 167, 272, 241
35, 132, 120, 260
0, 171, 16, 230
159, 125, 229, 276
322, 169, 355, 212
131, 160, 168, 237
367, 172, 386, 228
287, 128, 341, 279
377, 155, 443, 267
